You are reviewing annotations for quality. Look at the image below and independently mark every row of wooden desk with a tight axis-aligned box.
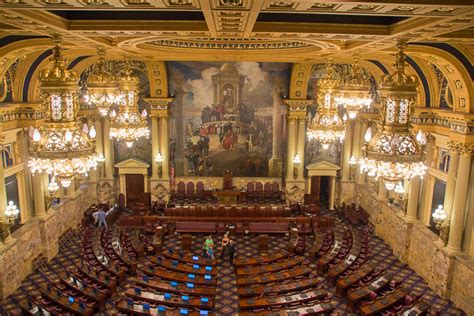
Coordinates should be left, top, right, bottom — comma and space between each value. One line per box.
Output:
335, 261, 378, 297
238, 302, 336, 315
238, 289, 329, 310
148, 256, 217, 276
347, 273, 392, 309
237, 266, 312, 286
238, 277, 322, 297
131, 277, 216, 297
117, 299, 215, 315
141, 266, 217, 286
236, 256, 305, 276
234, 252, 289, 267
359, 287, 407, 316
126, 287, 214, 310
162, 250, 217, 266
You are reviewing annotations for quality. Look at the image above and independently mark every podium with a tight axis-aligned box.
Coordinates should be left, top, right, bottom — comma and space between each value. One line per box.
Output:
223, 170, 233, 190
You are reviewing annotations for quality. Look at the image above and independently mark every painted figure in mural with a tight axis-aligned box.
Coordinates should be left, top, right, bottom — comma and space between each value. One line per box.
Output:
222, 129, 236, 150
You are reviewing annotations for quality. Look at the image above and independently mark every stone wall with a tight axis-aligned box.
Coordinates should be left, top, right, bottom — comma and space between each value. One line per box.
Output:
353, 182, 474, 314
0, 182, 97, 300
450, 257, 474, 316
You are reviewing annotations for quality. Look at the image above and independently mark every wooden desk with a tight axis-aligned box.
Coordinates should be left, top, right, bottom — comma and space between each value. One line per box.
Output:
359, 288, 407, 316
236, 257, 304, 276
125, 288, 214, 309
347, 274, 392, 310
141, 266, 217, 286
162, 250, 216, 266
235, 252, 289, 267
335, 261, 377, 297
40, 287, 94, 316
238, 277, 320, 297
236, 267, 311, 286
131, 277, 216, 297
73, 262, 117, 293
213, 190, 243, 204
238, 289, 328, 310
117, 300, 215, 315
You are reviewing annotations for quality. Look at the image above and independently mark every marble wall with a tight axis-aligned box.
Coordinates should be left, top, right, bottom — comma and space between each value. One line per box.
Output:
349, 182, 474, 315
0, 181, 97, 299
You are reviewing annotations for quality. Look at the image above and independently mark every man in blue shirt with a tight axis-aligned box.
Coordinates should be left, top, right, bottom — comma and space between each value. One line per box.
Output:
97, 208, 107, 229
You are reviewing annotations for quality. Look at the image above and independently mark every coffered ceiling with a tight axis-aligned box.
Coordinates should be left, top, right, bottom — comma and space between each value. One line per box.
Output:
0, 0, 473, 62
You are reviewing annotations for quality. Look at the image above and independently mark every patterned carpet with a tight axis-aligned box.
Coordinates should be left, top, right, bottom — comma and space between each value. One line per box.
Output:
0, 211, 467, 315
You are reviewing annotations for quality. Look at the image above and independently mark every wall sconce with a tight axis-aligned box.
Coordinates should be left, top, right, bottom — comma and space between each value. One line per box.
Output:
293, 154, 301, 179
155, 152, 163, 178
432, 204, 449, 243
5, 201, 19, 225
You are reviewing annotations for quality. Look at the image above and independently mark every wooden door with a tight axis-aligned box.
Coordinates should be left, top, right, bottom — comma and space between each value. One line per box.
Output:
126, 174, 144, 204
311, 176, 321, 202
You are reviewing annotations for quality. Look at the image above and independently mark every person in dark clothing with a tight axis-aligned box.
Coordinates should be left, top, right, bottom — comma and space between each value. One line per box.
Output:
228, 240, 235, 264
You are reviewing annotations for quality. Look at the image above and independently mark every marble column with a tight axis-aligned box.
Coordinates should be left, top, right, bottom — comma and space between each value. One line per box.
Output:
329, 176, 336, 210
119, 174, 126, 197
286, 117, 298, 180
0, 151, 6, 224
352, 120, 363, 183
443, 146, 459, 224
94, 118, 104, 179
341, 121, 352, 181
269, 89, 283, 177
16, 171, 28, 224
447, 149, 472, 251
32, 173, 46, 217
103, 118, 114, 179
296, 118, 306, 181
160, 114, 170, 181
151, 116, 160, 179
406, 177, 421, 220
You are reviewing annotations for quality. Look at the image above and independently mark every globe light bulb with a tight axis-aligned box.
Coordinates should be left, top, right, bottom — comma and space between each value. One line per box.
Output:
64, 129, 73, 142
364, 127, 372, 143
33, 128, 41, 142
82, 123, 89, 134
89, 125, 97, 139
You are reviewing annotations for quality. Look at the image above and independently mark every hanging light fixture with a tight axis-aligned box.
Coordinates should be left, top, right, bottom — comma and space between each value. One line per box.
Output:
109, 59, 149, 147
357, 40, 427, 191
28, 35, 100, 188
307, 60, 346, 150
335, 55, 373, 119
83, 48, 121, 116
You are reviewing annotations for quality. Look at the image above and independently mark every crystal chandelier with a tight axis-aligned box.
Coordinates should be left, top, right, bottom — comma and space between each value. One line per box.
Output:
28, 35, 99, 188
84, 48, 121, 116
109, 60, 149, 147
307, 60, 346, 150
335, 55, 372, 119
358, 41, 427, 191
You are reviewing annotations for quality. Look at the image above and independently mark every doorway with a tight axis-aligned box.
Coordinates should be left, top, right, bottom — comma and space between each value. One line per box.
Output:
310, 175, 330, 206
126, 174, 144, 204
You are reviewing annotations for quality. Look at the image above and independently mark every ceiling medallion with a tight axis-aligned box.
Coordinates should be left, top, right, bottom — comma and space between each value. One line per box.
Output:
146, 38, 312, 50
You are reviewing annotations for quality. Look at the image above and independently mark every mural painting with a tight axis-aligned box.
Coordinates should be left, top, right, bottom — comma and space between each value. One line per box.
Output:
168, 62, 289, 177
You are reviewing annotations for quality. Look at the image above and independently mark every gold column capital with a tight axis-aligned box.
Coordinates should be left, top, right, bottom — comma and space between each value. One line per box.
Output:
144, 97, 174, 118
448, 140, 474, 156
286, 99, 311, 121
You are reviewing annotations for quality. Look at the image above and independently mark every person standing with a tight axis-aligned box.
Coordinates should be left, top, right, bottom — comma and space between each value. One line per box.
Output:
228, 240, 235, 264
97, 208, 107, 230
205, 235, 215, 259
219, 234, 230, 259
